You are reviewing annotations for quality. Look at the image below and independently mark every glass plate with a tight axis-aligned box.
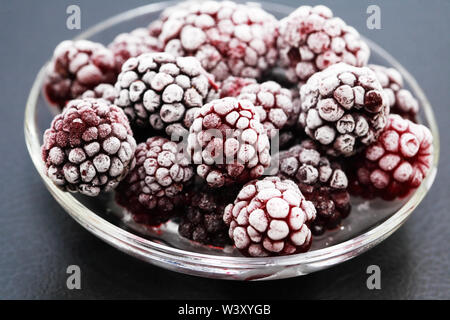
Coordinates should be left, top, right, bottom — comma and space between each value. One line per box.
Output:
24, 1, 439, 280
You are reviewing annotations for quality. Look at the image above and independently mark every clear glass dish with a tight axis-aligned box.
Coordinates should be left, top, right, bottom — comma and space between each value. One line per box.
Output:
24, 1, 439, 280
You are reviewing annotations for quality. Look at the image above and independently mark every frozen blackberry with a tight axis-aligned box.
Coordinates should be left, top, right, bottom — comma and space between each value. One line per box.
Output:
369, 64, 419, 122
348, 114, 433, 200
114, 52, 218, 136
116, 189, 180, 226
277, 140, 351, 235
219, 76, 257, 98
44, 40, 117, 108
79, 83, 116, 104
108, 28, 161, 70
278, 5, 370, 83
41, 98, 137, 196
178, 185, 238, 247
299, 63, 389, 157
115, 136, 194, 225
223, 176, 316, 256
237, 81, 294, 138
187, 97, 271, 188
157, 0, 278, 81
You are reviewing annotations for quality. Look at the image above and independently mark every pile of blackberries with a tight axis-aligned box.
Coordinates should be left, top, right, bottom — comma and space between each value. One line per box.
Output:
41, 1, 432, 257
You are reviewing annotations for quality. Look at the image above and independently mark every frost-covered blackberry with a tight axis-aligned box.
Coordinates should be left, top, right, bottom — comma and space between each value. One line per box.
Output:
299, 63, 389, 156
156, 0, 278, 81
114, 52, 218, 136
278, 5, 370, 83
223, 176, 316, 256
277, 140, 351, 235
349, 115, 433, 200
108, 28, 161, 70
187, 97, 271, 188
116, 136, 194, 224
41, 98, 136, 196
369, 64, 419, 122
179, 185, 237, 246
44, 40, 117, 108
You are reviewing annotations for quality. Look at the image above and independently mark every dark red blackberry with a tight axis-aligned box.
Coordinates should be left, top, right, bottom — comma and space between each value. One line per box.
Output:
187, 97, 271, 188
115, 185, 181, 227
178, 185, 238, 247
223, 176, 316, 256
219, 76, 257, 98
108, 28, 161, 71
156, 0, 278, 81
348, 114, 433, 200
277, 140, 351, 235
114, 52, 218, 136
369, 64, 419, 122
41, 98, 137, 196
278, 5, 370, 83
299, 63, 389, 156
44, 40, 117, 108
115, 136, 194, 225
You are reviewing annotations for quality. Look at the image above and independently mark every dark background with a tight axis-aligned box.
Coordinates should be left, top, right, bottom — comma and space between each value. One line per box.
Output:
0, 0, 449, 299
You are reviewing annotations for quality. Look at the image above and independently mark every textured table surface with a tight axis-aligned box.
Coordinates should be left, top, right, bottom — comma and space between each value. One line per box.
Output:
0, 0, 449, 299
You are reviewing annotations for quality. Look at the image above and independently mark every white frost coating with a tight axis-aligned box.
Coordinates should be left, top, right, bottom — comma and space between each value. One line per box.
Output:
248, 209, 268, 232
102, 136, 121, 154
266, 198, 289, 218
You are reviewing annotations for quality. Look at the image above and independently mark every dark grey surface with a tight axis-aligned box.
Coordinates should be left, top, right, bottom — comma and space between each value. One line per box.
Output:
0, 0, 449, 299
